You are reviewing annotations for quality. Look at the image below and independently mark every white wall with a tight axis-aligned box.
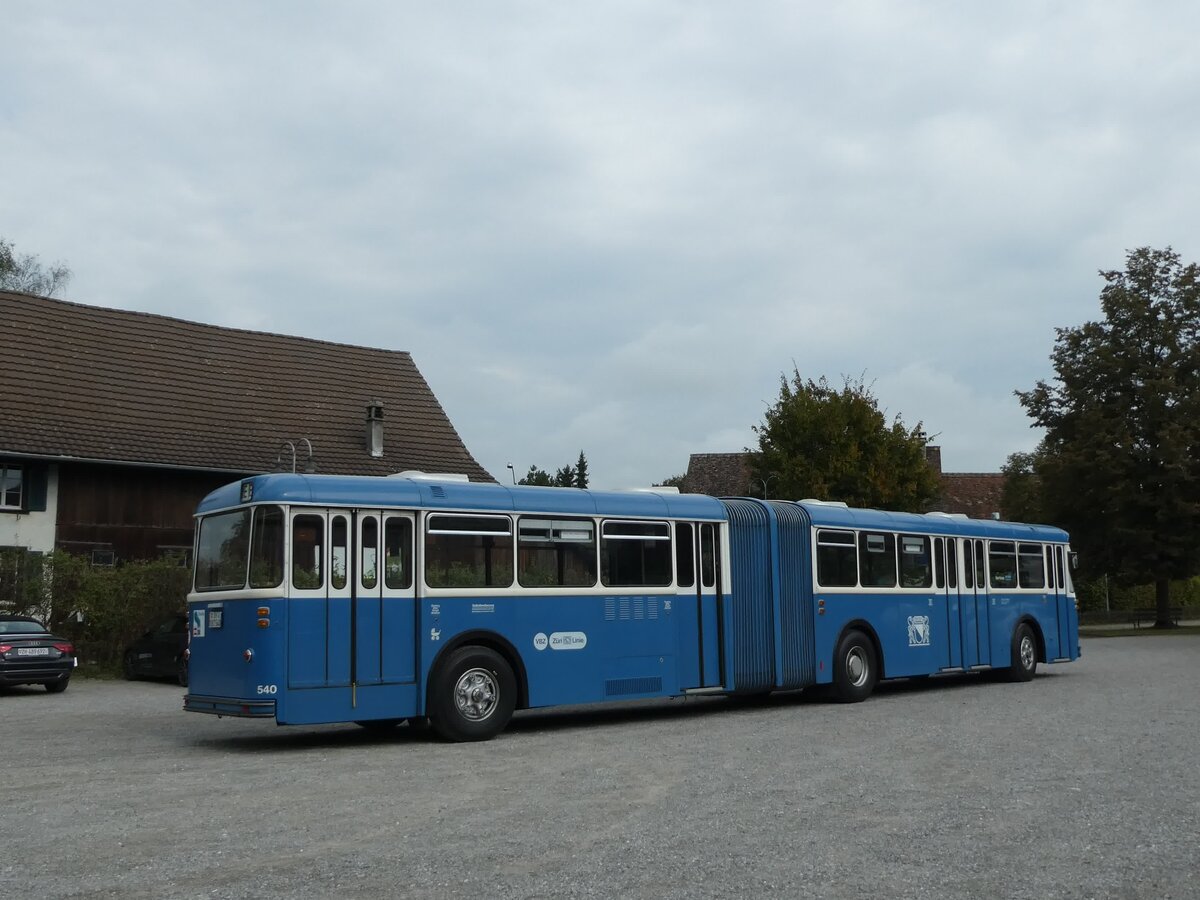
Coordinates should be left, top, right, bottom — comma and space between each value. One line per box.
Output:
0, 464, 57, 552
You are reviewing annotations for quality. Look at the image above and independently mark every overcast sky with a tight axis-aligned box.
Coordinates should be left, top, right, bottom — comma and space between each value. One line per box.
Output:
5, 3, 1198, 489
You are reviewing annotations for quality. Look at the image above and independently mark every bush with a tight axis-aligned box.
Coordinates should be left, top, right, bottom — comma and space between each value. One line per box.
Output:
1074, 574, 1200, 612
1, 550, 190, 669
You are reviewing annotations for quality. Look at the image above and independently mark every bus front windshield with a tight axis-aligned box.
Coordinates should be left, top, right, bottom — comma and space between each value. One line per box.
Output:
195, 506, 284, 592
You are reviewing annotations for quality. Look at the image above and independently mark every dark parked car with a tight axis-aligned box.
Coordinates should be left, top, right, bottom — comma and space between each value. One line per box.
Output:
0, 615, 76, 693
123, 614, 189, 686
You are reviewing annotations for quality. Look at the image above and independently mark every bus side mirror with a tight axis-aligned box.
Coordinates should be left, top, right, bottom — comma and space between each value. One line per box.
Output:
1069, 552, 1079, 571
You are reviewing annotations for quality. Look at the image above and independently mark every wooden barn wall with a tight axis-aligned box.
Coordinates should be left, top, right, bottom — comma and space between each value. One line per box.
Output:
55, 464, 242, 562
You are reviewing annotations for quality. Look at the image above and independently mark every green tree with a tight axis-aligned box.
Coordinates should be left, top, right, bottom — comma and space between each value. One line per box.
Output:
656, 474, 686, 488
518, 465, 554, 486
751, 370, 940, 511
999, 450, 1046, 523
0, 237, 72, 297
1017, 246, 1200, 628
518, 454, 589, 488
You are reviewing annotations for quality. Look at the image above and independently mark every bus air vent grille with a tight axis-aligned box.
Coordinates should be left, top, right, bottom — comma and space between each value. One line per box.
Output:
605, 677, 662, 697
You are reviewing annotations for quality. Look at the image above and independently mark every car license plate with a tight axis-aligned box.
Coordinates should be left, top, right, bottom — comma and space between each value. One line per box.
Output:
17, 647, 51, 657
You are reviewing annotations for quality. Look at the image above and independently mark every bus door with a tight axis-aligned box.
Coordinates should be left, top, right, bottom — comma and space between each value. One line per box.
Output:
936, 537, 962, 669
1050, 544, 1069, 659
957, 538, 979, 667
355, 512, 416, 685
973, 539, 991, 666
698, 522, 725, 688
676, 521, 724, 689
287, 508, 353, 688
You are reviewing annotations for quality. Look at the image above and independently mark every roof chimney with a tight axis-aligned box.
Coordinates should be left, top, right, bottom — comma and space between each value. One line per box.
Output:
924, 445, 942, 475
366, 400, 384, 458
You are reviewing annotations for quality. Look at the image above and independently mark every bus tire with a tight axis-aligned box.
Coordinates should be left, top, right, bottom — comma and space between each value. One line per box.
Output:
832, 629, 877, 703
428, 645, 516, 742
1007, 623, 1038, 682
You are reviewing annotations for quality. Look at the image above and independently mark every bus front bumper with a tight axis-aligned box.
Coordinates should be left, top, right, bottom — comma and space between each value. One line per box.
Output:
184, 693, 276, 718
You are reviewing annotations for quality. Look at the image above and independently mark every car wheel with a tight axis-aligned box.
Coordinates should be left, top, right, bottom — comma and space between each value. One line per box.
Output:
45, 677, 70, 694
428, 645, 516, 742
832, 629, 878, 703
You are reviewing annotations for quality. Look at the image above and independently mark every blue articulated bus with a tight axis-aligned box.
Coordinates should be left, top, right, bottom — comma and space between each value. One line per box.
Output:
183, 473, 1080, 741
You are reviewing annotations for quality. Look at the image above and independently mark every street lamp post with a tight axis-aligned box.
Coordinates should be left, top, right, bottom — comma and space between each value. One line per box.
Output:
506, 463, 516, 484
756, 475, 778, 500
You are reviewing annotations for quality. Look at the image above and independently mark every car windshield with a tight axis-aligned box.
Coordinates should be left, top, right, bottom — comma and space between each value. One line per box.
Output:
0, 618, 47, 634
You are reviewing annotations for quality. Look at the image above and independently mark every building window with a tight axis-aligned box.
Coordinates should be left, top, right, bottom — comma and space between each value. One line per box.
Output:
0, 465, 22, 510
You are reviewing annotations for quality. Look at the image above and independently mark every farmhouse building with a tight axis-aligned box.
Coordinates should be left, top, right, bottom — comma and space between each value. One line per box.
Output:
0, 291, 492, 575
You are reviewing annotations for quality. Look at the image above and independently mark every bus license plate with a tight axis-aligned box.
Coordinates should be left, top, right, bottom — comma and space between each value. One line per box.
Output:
17, 647, 51, 656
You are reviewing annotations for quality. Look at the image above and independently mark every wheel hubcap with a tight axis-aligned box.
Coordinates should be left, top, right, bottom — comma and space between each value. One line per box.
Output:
846, 647, 869, 687
454, 667, 499, 721
1020, 635, 1035, 670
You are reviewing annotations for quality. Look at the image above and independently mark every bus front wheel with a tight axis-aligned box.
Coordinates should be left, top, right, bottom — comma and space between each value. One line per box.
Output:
1006, 623, 1038, 682
832, 629, 877, 703
428, 645, 516, 742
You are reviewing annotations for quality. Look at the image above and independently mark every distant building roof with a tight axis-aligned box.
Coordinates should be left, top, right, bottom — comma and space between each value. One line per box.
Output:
932, 473, 1005, 520
679, 452, 754, 497
678, 446, 1004, 517
1, 292, 493, 480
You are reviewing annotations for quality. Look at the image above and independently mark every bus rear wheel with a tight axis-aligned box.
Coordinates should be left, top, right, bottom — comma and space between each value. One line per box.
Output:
1007, 623, 1038, 682
832, 629, 877, 703
428, 645, 516, 742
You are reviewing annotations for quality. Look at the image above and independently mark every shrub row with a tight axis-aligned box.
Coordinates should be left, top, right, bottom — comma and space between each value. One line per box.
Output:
1, 549, 190, 668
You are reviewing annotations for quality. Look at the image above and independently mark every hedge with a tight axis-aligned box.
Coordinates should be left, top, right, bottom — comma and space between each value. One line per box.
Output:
1, 549, 190, 669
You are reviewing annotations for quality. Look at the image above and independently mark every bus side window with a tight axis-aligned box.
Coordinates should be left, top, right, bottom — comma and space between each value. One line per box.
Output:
700, 524, 716, 588
899, 534, 932, 588
974, 539, 986, 589
385, 517, 414, 589
989, 541, 1017, 589
816, 529, 857, 588
962, 539, 974, 590
676, 523, 695, 589
249, 505, 284, 589
361, 516, 379, 589
292, 515, 324, 590
601, 520, 672, 588
331, 515, 348, 590
858, 532, 897, 588
1054, 546, 1065, 590
1018, 543, 1044, 589
933, 538, 945, 589
947, 537, 957, 589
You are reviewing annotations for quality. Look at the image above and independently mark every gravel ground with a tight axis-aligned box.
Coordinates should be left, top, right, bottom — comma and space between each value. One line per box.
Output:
2, 636, 1198, 899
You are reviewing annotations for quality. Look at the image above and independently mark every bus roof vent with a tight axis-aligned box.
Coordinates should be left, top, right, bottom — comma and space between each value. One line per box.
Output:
925, 512, 969, 520
616, 486, 680, 494
800, 499, 849, 507
390, 470, 471, 483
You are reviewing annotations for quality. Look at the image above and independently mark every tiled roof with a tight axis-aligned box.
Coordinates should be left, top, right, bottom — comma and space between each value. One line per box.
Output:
680, 453, 753, 496
1, 292, 493, 481
934, 473, 1005, 520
